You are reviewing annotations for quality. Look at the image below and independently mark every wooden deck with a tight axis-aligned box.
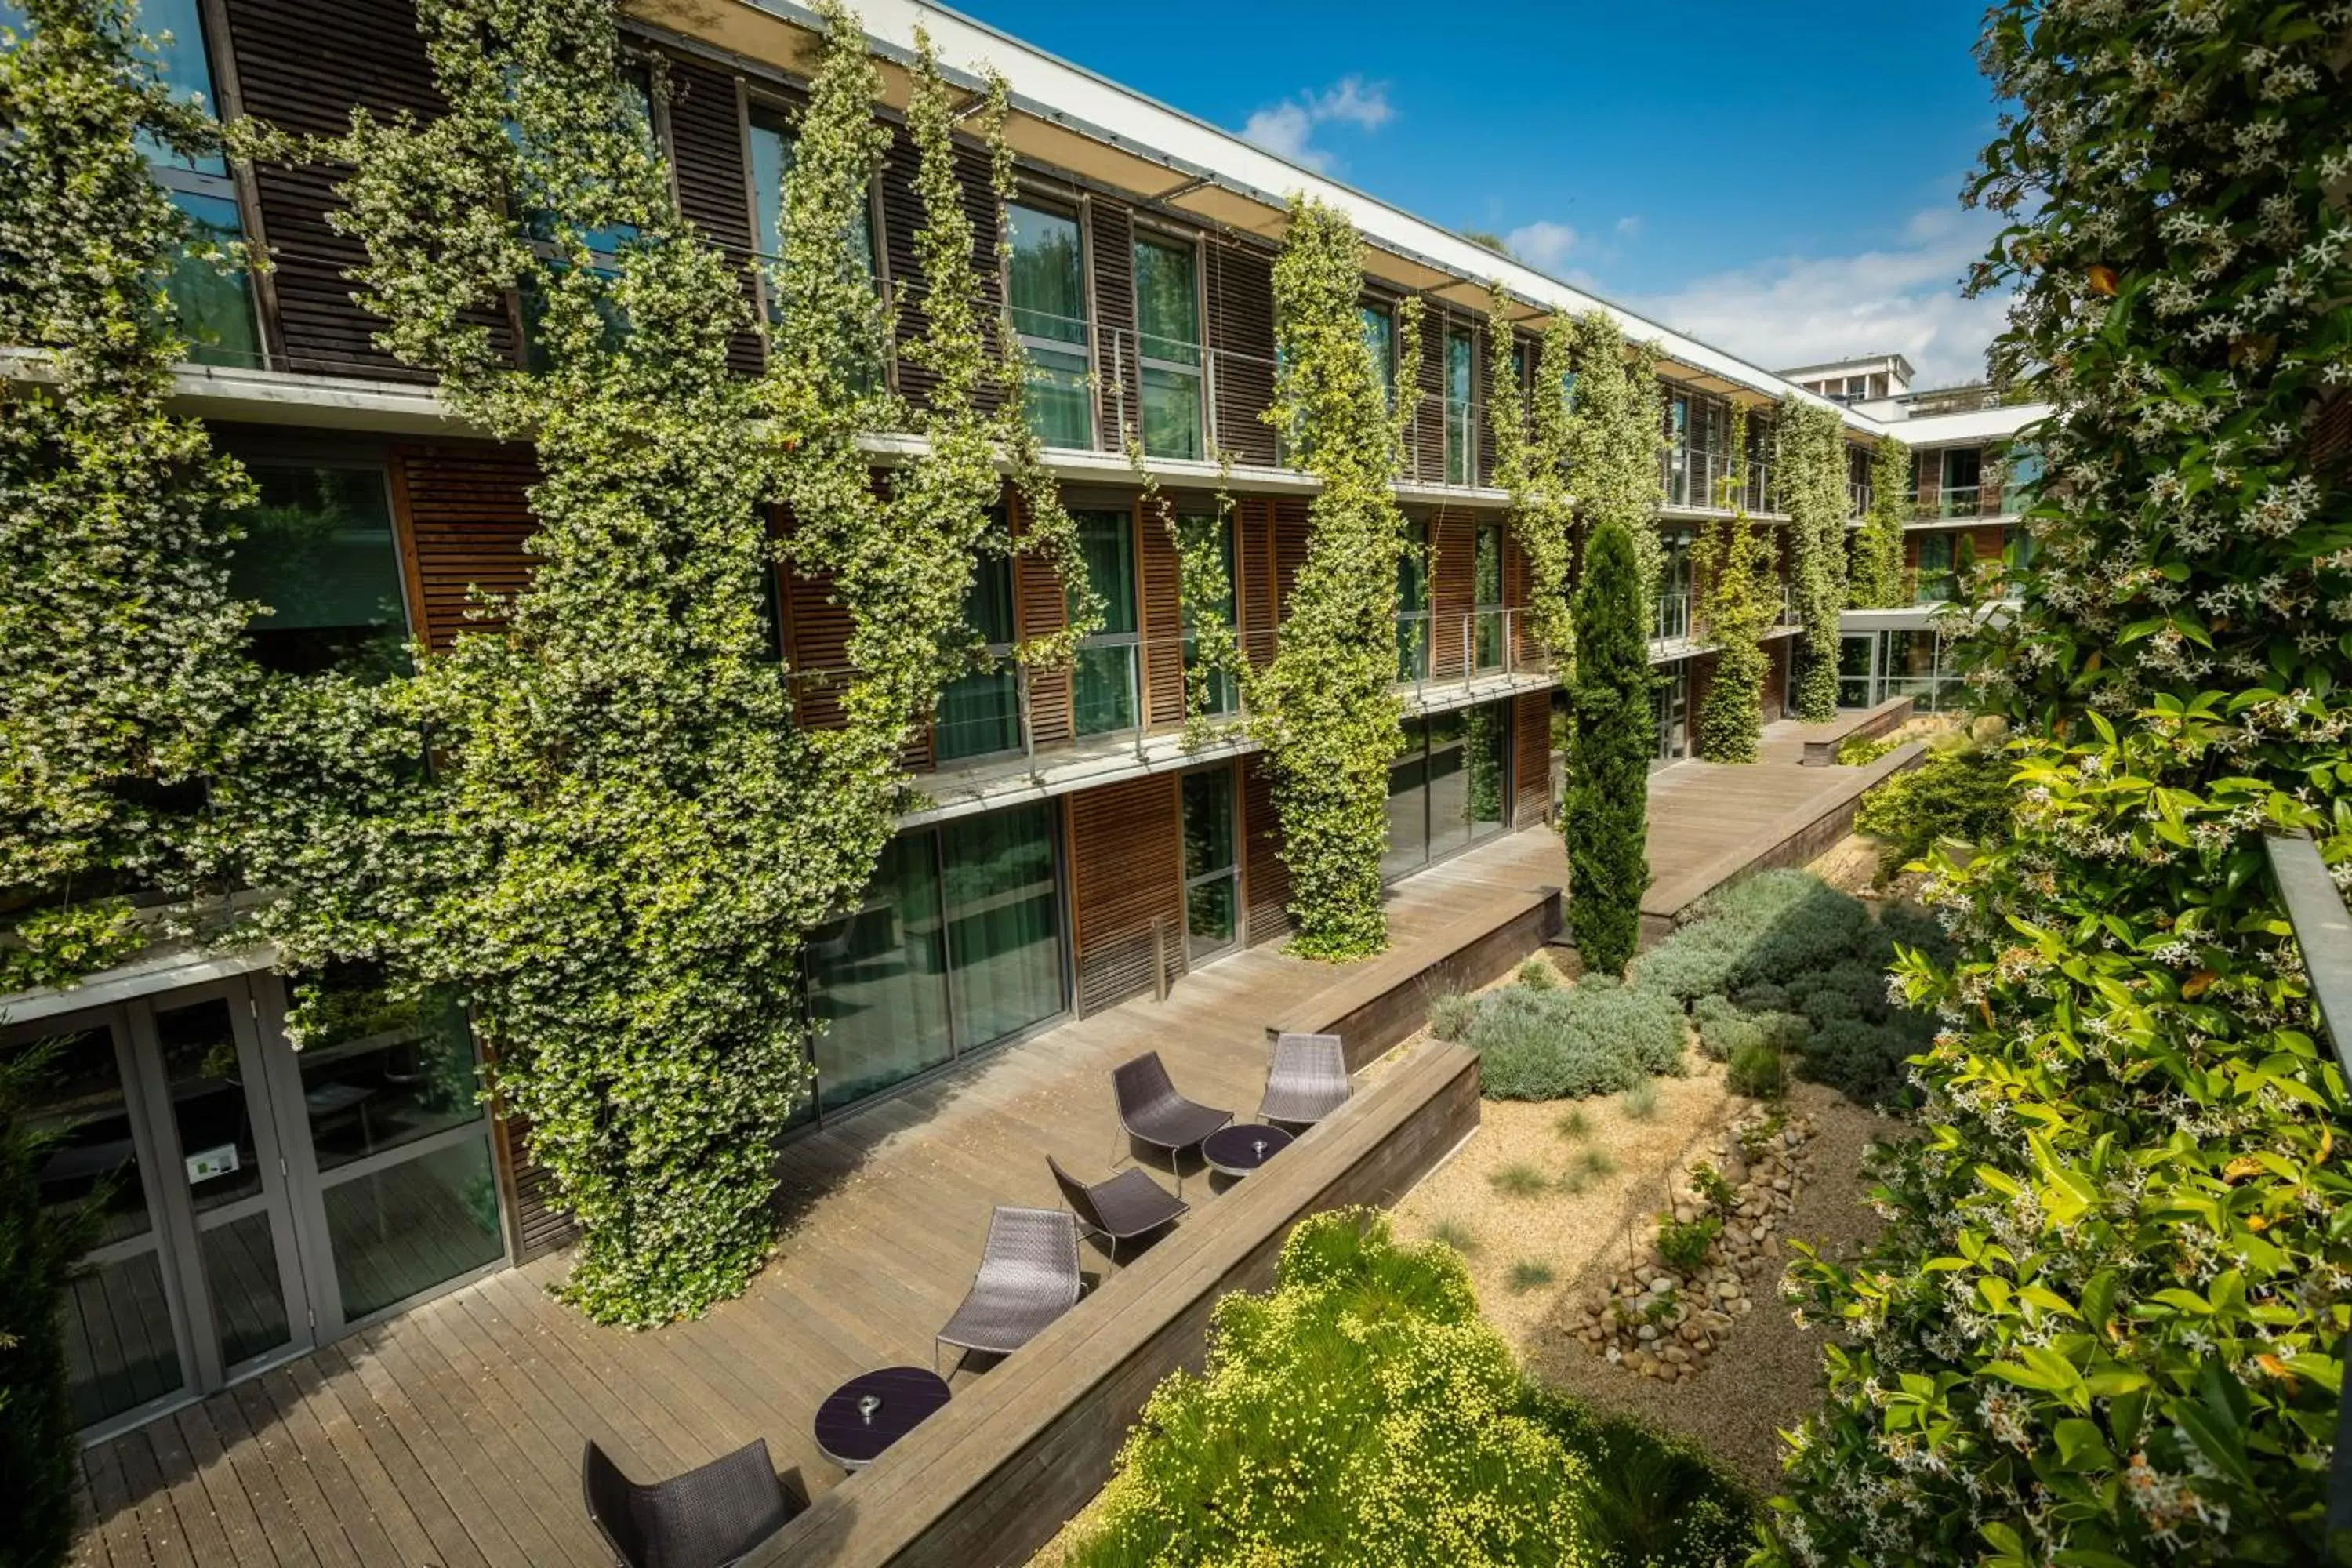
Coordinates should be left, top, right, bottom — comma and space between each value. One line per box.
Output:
71, 737, 1881, 1568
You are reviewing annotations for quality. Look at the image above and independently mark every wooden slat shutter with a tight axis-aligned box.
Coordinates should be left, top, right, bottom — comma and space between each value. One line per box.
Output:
1242, 757, 1291, 946
660, 53, 764, 377
1206, 240, 1277, 466
1138, 503, 1186, 729
1428, 509, 1472, 678
1068, 776, 1182, 1014
1236, 498, 1279, 669
1512, 690, 1552, 828
392, 442, 540, 648
1089, 198, 1142, 448
877, 129, 1003, 417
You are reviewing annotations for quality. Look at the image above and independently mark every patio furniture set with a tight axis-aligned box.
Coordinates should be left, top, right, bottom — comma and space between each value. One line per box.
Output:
579, 1033, 1350, 1568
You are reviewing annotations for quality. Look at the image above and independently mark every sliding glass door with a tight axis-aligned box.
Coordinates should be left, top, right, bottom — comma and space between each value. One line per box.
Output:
806, 803, 1069, 1119
1181, 766, 1240, 964
1384, 699, 1514, 880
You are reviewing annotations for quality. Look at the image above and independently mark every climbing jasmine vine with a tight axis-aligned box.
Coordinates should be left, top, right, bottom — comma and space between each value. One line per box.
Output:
1847, 434, 1910, 608
1777, 397, 1849, 720
1691, 407, 1777, 763
1485, 285, 1575, 663
1252, 196, 1421, 960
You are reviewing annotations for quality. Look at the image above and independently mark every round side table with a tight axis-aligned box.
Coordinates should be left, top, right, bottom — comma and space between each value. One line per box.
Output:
814, 1366, 952, 1471
1202, 1123, 1294, 1178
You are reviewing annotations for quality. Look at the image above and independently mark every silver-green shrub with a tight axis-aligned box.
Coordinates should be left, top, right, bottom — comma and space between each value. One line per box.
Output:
1472, 978, 1687, 1101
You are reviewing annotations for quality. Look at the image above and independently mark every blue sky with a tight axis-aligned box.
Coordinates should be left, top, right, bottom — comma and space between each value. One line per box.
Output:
953, 0, 2013, 387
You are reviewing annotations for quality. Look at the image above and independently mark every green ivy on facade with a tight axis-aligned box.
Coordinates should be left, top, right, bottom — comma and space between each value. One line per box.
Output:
1847, 434, 1910, 608
1252, 197, 1421, 960
1777, 398, 1849, 721
1692, 408, 1777, 763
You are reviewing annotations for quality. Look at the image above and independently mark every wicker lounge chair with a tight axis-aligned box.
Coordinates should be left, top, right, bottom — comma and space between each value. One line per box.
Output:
582, 1437, 793, 1568
1258, 1031, 1351, 1126
1047, 1154, 1188, 1265
1110, 1050, 1232, 1193
935, 1206, 1083, 1371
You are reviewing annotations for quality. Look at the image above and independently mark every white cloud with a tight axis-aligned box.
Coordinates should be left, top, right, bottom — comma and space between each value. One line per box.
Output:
1614, 215, 1643, 239
1613, 206, 2012, 388
1240, 75, 1393, 173
1504, 220, 1579, 270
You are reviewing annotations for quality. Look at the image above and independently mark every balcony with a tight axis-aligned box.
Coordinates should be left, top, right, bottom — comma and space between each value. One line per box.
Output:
1848, 480, 1872, 519
1661, 448, 1777, 516
1914, 484, 1992, 521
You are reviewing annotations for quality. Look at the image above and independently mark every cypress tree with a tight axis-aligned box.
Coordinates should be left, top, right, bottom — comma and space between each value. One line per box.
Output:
1564, 518, 1653, 975
0, 1044, 101, 1568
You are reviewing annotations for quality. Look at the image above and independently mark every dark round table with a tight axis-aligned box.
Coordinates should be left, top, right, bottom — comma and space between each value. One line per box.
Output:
1202, 1123, 1294, 1178
813, 1366, 951, 1471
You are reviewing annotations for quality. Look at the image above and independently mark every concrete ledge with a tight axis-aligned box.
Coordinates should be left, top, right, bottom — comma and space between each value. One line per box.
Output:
1637, 742, 1924, 947
746, 1039, 1482, 1568
1269, 886, 1562, 1072
1788, 695, 1916, 765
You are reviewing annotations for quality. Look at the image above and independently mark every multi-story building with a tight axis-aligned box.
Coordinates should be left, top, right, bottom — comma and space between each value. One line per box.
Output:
1776, 354, 2047, 710
1, 0, 2030, 1440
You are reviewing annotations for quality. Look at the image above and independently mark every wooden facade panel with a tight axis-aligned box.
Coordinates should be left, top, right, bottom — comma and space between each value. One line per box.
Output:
1206, 241, 1277, 466
1138, 502, 1186, 729
223, 0, 466, 379
659, 53, 765, 377
1236, 498, 1279, 668
1505, 533, 1537, 668
1068, 775, 1182, 1015
1428, 509, 1473, 678
1242, 756, 1290, 946
879, 129, 1002, 416
783, 565, 851, 731
493, 1112, 577, 1263
1014, 539, 1072, 749
393, 443, 540, 648
1088, 198, 1142, 447
1270, 496, 1312, 622
1413, 312, 1446, 483
1512, 690, 1552, 828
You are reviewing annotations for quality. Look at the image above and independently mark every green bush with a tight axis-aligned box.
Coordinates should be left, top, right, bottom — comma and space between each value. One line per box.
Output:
1427, 989, 1477, 1043
1522, 1388, 1756, 1568
1069, 1211, 1590, 1566
1851, 731, 2013, 884
1833, 732, 1899, 766
1797, 1019, 1924, 1107
1656, 1214, 1719, 1272
1516, 956, 1560, 990
1472, 978, 1687, 1101
1628, 870, 1869, 1000
1726, 1041, 1787, 1099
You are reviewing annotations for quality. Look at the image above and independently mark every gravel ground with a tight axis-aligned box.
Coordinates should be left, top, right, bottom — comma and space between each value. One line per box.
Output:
1504, 1080, 1900, 1492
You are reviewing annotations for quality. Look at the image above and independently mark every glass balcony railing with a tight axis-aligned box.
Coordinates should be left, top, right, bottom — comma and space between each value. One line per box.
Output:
1653, 590, 1692, 644
1661, 448, 1777, 514
1914, 485, 1986, 520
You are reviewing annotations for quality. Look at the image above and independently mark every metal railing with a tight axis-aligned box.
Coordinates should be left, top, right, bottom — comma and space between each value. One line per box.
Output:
1915, 484, 1989, 520
1393, 608, 1529, 694
1849, 480, 1873, 519
1654, 590, 1692, 644
1661, 448, 1777, 514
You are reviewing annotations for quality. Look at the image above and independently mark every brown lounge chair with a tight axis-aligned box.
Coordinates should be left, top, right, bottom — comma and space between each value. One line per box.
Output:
583, 1437, 793, 1568
935, 1206, 1083, 1372
1111, 1050, 1232, 1194
1047, 1154, 1188, 1265
1259, 1031, 1351, 1127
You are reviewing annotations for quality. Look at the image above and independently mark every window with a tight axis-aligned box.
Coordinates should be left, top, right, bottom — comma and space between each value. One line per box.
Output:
1443, 328, 1474, 485
804, 804, 1065, 1114
745, 102, 879, 326
1655, 528, 1696, 641
1360, 303, 1396, 407
2006, 443, 2045, 495
1006, 201, 1092, 448
935, 547, 1022, 762
1070, 510, 1138, 735
227, 463, 412, 677
1396, 517, 1429, 681
1663, 394, 1690, 506
1384, 699, 1511, 879
1941, 447, 1983, 517
1178, 510, 1240, 717
99, 0, 263, 365
1180, 767, 1239, 964
1472, 521, 1504, 671
1132, 234, 1203, 459
1916, 532, 1955, 602
517, 64, 659, 369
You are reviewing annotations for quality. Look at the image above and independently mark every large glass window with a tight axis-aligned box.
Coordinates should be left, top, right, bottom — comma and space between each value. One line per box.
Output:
227, 463, 412, 677
1443, 329, 1475, 485
808, 833, 952, 1110
1006, 201, 1092, 448
1656, 527, 1696, 642
77, 0, 265, 365
1178, 511, 1240, 717
1383, 699, 1511, 878
806, 805, 1065, 1116
1361, 303, 1396, 408
1181, 767, 1240, 964
935, 551, 1022, 762
1941, 447, 1983, 517
1396, 517, 1430, 681
296, 973, 501, 1324
1071, 510, 1139, 735
518, 65, 657, 369
1472, 521, 1504, 671
1133, 234, 1203, 459
1916, 532, 1956, 602
746, 103, 879, 325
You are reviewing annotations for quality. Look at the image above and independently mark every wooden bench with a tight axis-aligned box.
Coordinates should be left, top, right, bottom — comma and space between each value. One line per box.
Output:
1784, 695, 1916, 765
1266, 886, 1561, 1072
